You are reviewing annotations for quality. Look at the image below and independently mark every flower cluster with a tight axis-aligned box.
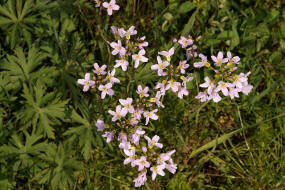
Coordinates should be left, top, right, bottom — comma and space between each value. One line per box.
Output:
194, 51, 253, 102
122, 128, 176, 187
176, 35, 201, 60
109, 26, 149, 71
151, 46, 194, 99
94, 0, 120, 16
77, 63, 120, 99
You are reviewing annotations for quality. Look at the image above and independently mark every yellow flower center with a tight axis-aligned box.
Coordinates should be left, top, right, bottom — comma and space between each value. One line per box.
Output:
166, 56, 171, 62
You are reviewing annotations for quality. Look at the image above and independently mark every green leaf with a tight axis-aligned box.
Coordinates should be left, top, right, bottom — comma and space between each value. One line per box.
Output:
178, 2, 195, 14
19, 83, 68, 139
280, 21, 285, 38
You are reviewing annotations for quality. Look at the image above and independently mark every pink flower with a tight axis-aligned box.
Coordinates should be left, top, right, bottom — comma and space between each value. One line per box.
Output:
155, 82, 167, 95
178, 36, 193, 48
119, 98, 135, 113
134, 156, 150, 171
200, 77, 215, 94
165, 163, 177, 174
215, 81, 233, 96
136, 85, 149, 98
77, 73, 95, 92
98, 83, 114, 99
94, 0, 101, 7
93, 63, 107, 75
228, 87, 239, 99
211, 51, 228, 66
150, 165, 165, 180
107, 69, 120, 84
232, 74, 248, 88
131, 127, 145, 145
108, 105, 127, 121
227, 51, 240, 64
132, 49, 148, 68
166, 81, 180, 92
119, 141, 131, 150
208, 91, 222, 103
102, 0, 120, 15
195, 92, 208, 102
158, 47, 175, 62
110, 40, 126, 56
143, 109, 158, 125
115, 58, 129, 71
178, 87, 189, 99
95, 119, 105, 131
124, 149, 136, 166
144, 135, 163, 148
133, 172, 147, 187
241, 82, 253, 95
178, 60, 189, 74
125, 26, 137, 40
132, 109, 143, 121
151, 56, 169, 76
102, 131, 114, 142
110, 26, 118, 36
194, 54, 209, 68
118, 132, 127, 142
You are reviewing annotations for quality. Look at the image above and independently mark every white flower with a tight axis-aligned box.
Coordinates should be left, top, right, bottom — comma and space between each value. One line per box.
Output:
115, 58, 129, 71
195, 92, 208, 102
178, 60, 189, 74
102, 0, 120, 15
151, 56, 169, 76
93, 63, 107, 75
98, 83, 114, 99
95, 119, 105, 131
107, 69, 120, 84
211, 51, 228, 66
134, 156, 150, 171
200, 77, 215, 94
102, 131, 114, 142
194, 54, 210, 68
215, 81, 233, 96
136, 85, 149, 98
132, 49, 148, 68
150, 165, 165, 180
119, 98, 135, 113
227, 51, 240, 65
158, 47, 175, 62
143, 109, 158, 125
208, 91, 222, 103
178, 87, 189, 99
123, 149, 136, 167
108, 105, 127, 121
133, 172, 147, 187
110, 40, 126, 56
166, 81, 181, 92
144, 135, 163, 148
131, 127, 145, 145
77, 73, 95, 92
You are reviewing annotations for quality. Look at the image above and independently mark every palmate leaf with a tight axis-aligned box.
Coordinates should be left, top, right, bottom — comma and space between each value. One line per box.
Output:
35, 143, 82, 190
0, 0, 38, 47
19, 83, 69, 139
0, 46, 57, 91
0, 131, 47, 172
63, 108, 97, 161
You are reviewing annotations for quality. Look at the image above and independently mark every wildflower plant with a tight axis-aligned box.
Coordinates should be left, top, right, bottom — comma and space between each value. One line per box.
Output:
76, 24, 253, 188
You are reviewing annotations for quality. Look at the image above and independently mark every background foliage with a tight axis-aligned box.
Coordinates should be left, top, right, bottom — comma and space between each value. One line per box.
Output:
0, 0, 284, 189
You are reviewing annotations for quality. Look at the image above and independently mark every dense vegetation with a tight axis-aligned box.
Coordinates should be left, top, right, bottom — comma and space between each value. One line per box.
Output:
0, 0, 284, 189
